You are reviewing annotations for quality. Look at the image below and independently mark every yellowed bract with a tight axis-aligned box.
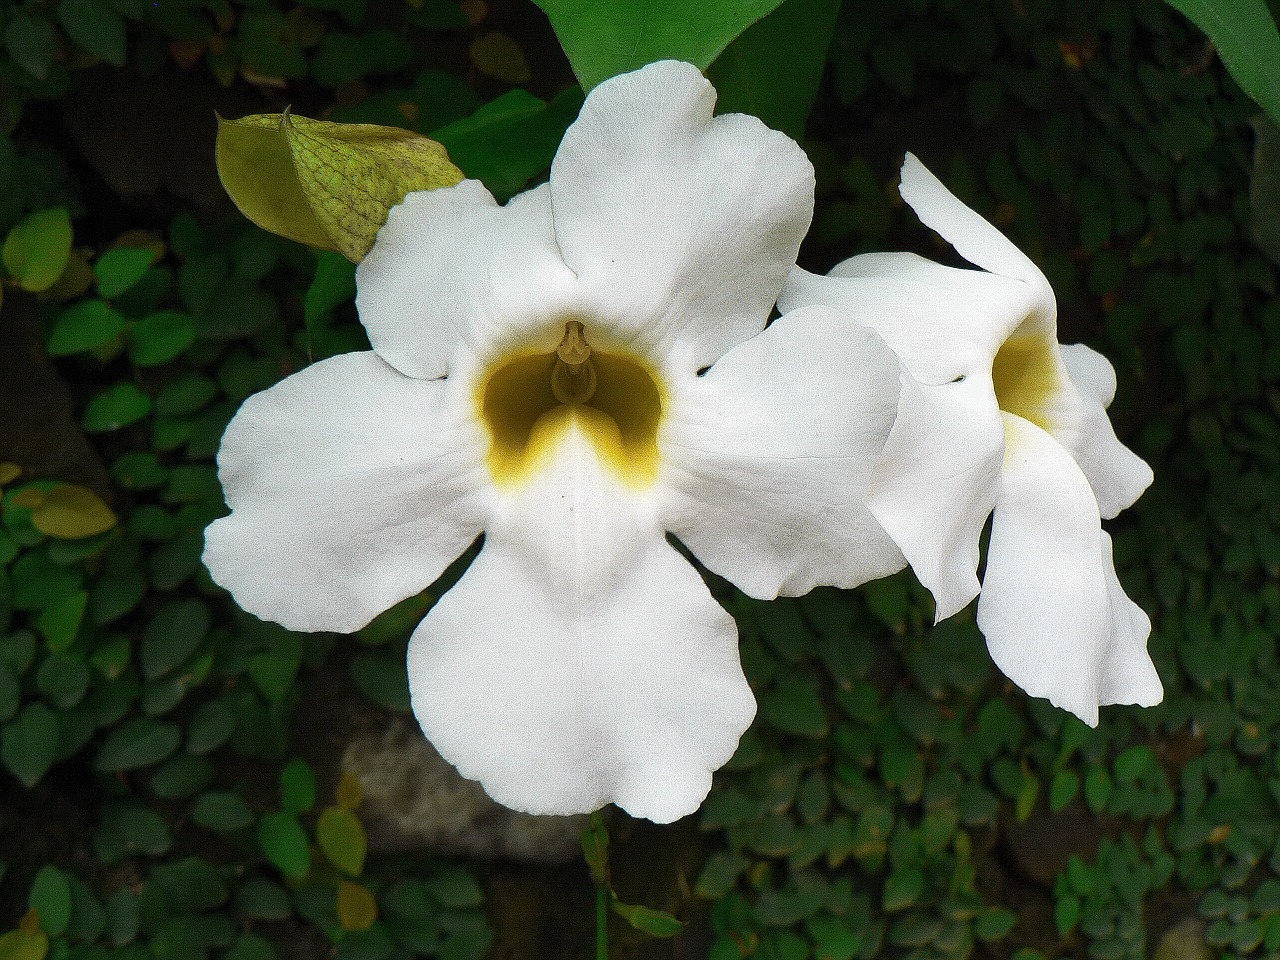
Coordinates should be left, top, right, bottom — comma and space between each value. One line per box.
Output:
215, 112, 465, 263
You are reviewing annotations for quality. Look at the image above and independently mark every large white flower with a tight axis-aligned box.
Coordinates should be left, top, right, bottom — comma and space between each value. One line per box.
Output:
780, 154, 1163, 726
203, 61, 906, 823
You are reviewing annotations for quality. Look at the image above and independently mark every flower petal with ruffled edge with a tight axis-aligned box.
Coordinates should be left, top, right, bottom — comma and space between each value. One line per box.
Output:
976, 415, 1162, 725
408, 420, 753, 824
549, 60, 815, 372
203, 352, 489, 633
356, 181, 576, 380
661, 305, 904, 599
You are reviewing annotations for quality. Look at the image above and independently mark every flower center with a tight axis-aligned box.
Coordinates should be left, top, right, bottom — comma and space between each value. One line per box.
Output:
479, 321, 664, 489
991, 333, 1063, 432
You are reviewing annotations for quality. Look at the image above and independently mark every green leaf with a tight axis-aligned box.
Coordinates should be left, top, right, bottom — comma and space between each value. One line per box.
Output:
317, 806, 367, 876
882, 866, 924, 912
29, 866, 71, 936
47, 301, 126, 356
141, 598, 210, 680
280, 758, 317, 814
760, 672, 828, 737
426, 866, 485, 908
95, 247, 158, 298
235, 879, 291, 921
192, 791, 254, 833
105, 889, 139, 946
1049, 769, 1080, 812
186, 699, 235, 755
95, 802, 172, 861
5, 16, 56, 80
94, 716, 181, 771
152, 858, 229, 912
258, 812, 311, 879
349, 654, 410, 711
2, 703, 59, 786
304, 251, 357, 327
435, 88, 583, 199
3, 209, 71, 293
1162, 0, 1280, 125
82, 384, 152, 432
216, 112, 464, 262
610, 900, 684, 938
974, 907, 1017, 942
57, 0, 126, 66
34, 590, 88, 650
532, 0, 785, 89
128, 311, 197, 367
707, 0, 842, 137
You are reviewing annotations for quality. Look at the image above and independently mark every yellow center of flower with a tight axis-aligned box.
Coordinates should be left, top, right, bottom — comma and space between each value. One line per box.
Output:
479, 321, 664, 489
991, 333, 1063, 432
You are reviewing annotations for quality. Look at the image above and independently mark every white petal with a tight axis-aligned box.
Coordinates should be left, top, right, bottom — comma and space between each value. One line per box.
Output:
356, 180, 576, 379
976, 413, 1159, 726
1098, 531, 1163, 708
409, 420, 754, 823
1058, 343, 1153, 518
898, 152, 1056, 327
866, 373, 1004, 621
203, 352, 488, 633
779, 255, 1034, 384
660, 305, 904, 599
549, 60, 814, 371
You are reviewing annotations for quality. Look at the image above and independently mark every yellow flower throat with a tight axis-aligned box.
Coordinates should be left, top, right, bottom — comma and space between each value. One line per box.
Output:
480, 321, 664, 489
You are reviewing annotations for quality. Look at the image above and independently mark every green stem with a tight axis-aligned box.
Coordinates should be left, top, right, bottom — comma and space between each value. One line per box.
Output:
595, 882, 608, 960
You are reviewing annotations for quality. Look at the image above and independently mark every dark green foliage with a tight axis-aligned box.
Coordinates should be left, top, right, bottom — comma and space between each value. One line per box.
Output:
2, 0, 1279, 957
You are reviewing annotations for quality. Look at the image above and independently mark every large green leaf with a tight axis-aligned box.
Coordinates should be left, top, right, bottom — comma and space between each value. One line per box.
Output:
708, 0, 843, 137
1162, 0, 1280, 125
532, 0, 787, 90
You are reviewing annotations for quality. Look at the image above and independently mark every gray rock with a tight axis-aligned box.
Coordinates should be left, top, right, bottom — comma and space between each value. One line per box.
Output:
1154, 919, 1212, 960
342, 716, 588, 864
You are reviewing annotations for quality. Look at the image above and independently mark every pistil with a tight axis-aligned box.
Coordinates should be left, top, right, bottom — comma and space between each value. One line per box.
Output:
551, 320, 598, 403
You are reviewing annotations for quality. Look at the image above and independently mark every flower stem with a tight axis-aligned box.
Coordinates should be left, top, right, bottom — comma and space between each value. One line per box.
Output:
595, 882, 608, 960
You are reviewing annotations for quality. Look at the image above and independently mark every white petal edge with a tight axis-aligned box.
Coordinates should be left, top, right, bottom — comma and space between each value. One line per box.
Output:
976, 413, 1159, 726
866, 372, 1005, 621
356, 180, 577, 380
779, 255, 1035, 385
660, 304, 904, 599
898, 152, 1056, 329
203, 351, 489, 633
409, 417, 754, 823
549, 59, 815, 372
1059, 343, 1154, 518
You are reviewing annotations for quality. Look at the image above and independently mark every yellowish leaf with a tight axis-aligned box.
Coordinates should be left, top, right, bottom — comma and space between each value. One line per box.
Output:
336, 881, 377, 931
469, 32, 531, 83
0, 928, 49, 960
336, 771, 364, 811
0, 463, 20, 487
28, 484, 117, 539
216, 111, 465, 263
317, 806, 368, 876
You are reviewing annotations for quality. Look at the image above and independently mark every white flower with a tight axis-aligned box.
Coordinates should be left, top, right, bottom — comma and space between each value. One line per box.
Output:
780, 154, 1163, 726
202, 61, 907, 823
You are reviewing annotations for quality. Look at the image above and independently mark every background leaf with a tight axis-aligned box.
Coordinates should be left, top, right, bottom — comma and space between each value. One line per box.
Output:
532, 0, 786, 89
708, 0, 843, 137
1161, 0, 1280, 125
